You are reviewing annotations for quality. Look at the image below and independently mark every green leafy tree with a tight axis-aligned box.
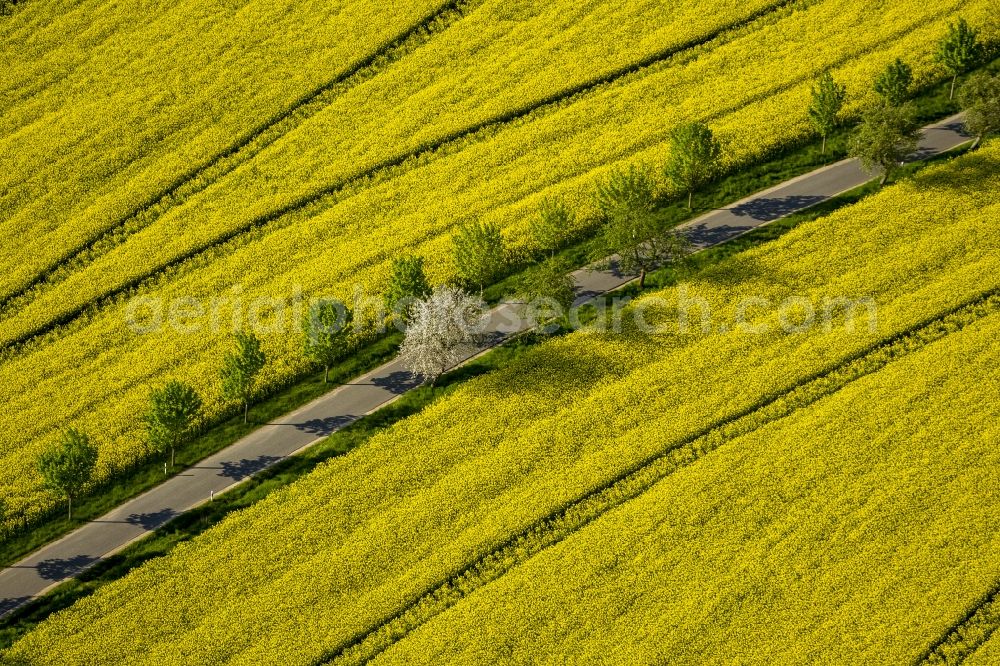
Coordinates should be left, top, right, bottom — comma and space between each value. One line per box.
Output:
959, 71, 1000, 150
383, 256, 432, 321
936, 18, 985, 100
595, 163, 656, 219
849, 104, 921, 186
532, 197, 575, 259
513, 256, 577, 327
663, 122, 722, 209
145, 380, 202, 468
301, 300, 355, 383
37, 428, 98, 520
594, 164, 689, 289
451, 220, 506, 292
808, 71, 847, 154
221, 331, 267, 423
874, 58, 914, 107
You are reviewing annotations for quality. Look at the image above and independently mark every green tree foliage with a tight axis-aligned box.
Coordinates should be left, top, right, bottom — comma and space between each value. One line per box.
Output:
936, 18, 985, 100
301, 300, 355, 383
145, 380, 203, 468
513, 256, 577, 327
595, 163, 657, 219
383, 256, 432, 321
594, 164, 689, 289
37, 428, 98, 520
451, 221, 506, 292
663, 122, 722, 209
532, 197, 575, 259
221, 331, 267, 423
849, 104, 921, 186
873, 58, 914, 107
959, 72, 1000, 149
808, 70, 847, 154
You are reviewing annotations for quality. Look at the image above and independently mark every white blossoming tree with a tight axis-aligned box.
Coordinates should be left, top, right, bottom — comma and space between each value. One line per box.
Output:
399, 286, 488, 386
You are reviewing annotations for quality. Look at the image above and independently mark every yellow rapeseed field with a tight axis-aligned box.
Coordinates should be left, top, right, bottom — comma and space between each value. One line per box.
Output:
0, 0, 782, 302
0, 0, 993, 528
5, 142, 999, 664
4, 0, 993, 343
963, 633, 1000, 666
0, 0, 446, 296
369, 309, 1000, 666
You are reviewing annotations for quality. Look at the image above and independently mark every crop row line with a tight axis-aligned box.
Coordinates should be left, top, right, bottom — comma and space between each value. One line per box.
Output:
0, 0, 480, 316
918, 579, 1000, 664
314, 288, 1000, 666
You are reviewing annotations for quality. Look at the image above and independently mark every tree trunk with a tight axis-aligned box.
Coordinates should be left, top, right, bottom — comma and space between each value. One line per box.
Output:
879, 171, 889, 187
687, 190, 693, 211
971, 135, 982, 151
243, 402, 248, 424
638, 268, 647, 290
821, 135, 827, 155
170, 445, 175, 469
324, 365, 330, 384
950, 75, 957, 101
68, 496, 72, 521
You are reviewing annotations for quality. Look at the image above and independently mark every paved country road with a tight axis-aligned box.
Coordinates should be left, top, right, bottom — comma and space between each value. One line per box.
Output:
0, 113, 971, 618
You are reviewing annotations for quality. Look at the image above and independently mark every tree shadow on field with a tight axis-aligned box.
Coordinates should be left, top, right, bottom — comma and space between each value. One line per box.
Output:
688, 253, 776, 290
911, 148, 999, 192
467, 337, 623, 403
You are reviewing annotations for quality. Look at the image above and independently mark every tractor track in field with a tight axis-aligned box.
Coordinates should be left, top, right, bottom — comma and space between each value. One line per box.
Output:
917, 578, 1000, 665
2, 0, 896, 363
0, 0, 481, 315
313, 289, 1000, 666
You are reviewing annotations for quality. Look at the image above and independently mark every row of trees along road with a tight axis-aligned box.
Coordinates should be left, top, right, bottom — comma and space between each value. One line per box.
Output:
395, 18, 998, 386
28, 19, 999, 527
809, 18, 996, 186
32, 331, 268, 521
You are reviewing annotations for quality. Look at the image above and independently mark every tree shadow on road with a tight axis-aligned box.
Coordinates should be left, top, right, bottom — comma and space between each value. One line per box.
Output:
34, 555, 98, 581
728, 194, 828, 222
370, 370, 420, 395
0, 596, 31, 618
684, 221, 758, 248
218, 455, 283, 481
290, 415, 358, 436
125, 508, 178, 531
